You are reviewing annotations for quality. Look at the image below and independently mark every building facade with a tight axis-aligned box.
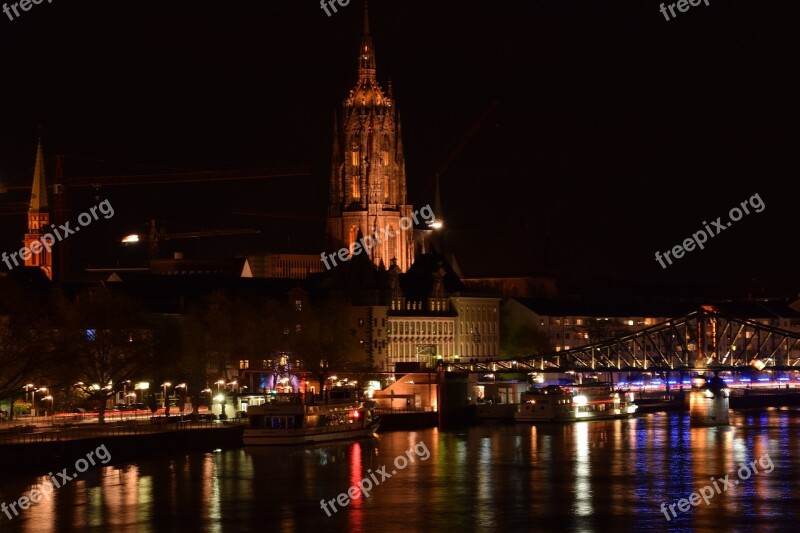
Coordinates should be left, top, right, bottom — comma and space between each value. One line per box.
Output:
384, 259, 500, 371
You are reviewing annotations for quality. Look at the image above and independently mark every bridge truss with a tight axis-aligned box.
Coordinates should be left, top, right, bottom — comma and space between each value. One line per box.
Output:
444, 308, 800, 373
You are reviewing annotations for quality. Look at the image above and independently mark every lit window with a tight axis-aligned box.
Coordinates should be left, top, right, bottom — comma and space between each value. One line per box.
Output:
239, 360, 249, 369
359, 318, 365, 327
295, 300, 302, 312
295, 324, 302, 333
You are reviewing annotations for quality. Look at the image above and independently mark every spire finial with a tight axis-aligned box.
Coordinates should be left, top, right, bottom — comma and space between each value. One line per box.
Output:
358, 0, 376, 80
363, 1, 370, 37
29, 135, 48, 213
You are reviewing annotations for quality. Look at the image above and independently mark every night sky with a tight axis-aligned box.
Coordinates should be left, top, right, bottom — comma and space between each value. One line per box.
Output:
0, 1, 797, 287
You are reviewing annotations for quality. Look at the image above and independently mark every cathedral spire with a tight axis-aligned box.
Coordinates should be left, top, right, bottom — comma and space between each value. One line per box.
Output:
29, 137, 48, 213
358, 1, 376, 81
23, 136, 52, 280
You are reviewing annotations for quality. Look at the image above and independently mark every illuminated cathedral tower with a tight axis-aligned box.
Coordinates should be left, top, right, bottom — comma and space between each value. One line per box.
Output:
326, 4, 415, 272
23, 138, 52, 280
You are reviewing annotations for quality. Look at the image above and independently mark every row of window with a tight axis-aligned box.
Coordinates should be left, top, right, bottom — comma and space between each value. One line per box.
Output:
358, 318, 388, 328
543, 318, 655, 327
390, 321, 453, 336
459, 305, 497, 321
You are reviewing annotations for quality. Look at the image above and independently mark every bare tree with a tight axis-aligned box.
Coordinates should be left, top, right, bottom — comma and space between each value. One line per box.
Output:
57, 288, 155, 423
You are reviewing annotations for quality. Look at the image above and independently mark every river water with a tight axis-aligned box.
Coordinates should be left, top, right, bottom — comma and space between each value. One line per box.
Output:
1, 409, 799, 532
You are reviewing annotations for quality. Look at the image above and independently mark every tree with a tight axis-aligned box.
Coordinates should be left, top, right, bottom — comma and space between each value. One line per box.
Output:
56, 288, 155, 423
500, 308, 552, 359
288, 298, 365, 395
0, 279, 53, 418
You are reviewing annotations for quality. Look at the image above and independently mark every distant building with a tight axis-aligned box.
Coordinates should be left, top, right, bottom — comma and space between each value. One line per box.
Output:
245, 253, 323, 278
462, 276, 557, 299
385, 255, 500, 371
504, 298, 800, 353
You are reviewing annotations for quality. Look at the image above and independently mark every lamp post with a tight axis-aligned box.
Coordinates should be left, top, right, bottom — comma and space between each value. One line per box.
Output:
162, 382, 171, 408
33, 387, 47, 417
43, 395, 53, 416
175, 383, 187, 419
122, 380, 131, 405
408, 381, 415, 409
23, 384, 35, 416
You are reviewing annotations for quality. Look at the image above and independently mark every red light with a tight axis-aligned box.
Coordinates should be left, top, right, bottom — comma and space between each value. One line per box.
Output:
352, 410, 359, 418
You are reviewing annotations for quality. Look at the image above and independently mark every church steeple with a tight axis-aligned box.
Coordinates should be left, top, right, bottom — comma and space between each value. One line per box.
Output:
326, 1, 415, 272
358, 2, 376, 82
23, 137, 52, 280
29, 137, 48, 213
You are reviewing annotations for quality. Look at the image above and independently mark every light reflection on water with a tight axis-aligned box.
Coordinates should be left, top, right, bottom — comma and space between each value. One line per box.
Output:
1, 410, 799, 532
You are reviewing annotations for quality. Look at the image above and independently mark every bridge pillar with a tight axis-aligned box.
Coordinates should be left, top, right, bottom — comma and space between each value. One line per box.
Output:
437, 371, 472, 428
689, 375, 730, 427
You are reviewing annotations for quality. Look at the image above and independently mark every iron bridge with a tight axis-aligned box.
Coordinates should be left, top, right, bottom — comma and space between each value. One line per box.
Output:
440, 308, 800, 373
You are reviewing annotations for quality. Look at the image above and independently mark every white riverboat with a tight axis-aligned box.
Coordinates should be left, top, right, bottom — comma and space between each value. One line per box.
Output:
514, 384, 638, 422
244, 392, 380, 446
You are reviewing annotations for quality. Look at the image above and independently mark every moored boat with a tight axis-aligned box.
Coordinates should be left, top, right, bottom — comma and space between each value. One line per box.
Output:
244, 392, 380, 446
514, 384, 637, 422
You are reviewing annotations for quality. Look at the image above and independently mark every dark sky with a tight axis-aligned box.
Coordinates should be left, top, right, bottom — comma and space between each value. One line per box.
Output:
0, 1, 797, 286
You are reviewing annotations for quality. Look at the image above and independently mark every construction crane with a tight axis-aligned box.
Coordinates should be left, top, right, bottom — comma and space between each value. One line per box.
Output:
122, 219, 262, 260
422, 101, 498, 230
0, 153, 312, 279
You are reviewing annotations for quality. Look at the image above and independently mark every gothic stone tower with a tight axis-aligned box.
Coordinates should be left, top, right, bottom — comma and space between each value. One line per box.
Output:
326, 4, 414, 272
24, 138, 52, 280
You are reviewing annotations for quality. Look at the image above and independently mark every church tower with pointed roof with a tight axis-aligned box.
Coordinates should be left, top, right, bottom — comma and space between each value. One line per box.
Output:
23, 138, 52, 280
326, 2, 415, 272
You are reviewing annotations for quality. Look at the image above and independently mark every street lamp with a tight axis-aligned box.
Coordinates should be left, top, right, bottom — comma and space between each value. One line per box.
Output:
23, 384, 35, 406
215, 379, 225, 394
43, 395, 53, 416
175, 383, 187, 418
122, 380, 131, 405
162, 382, 172, 408
33, 387, 46, 416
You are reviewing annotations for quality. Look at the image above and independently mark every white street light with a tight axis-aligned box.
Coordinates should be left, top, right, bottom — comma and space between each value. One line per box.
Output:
162, 382, 172, 408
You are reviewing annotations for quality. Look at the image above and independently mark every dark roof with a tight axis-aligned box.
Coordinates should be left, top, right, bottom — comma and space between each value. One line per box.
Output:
400, 253, 467, 300
510, 297, 800, 320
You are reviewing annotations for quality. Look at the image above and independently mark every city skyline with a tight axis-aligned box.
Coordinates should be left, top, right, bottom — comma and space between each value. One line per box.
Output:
0, 0, 796, 287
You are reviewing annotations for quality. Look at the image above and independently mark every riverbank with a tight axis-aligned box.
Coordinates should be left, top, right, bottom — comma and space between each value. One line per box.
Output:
0, 420, 244, 472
